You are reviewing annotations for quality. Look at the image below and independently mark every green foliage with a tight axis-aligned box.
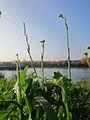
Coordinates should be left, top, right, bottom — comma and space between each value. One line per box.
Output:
0, 70, 90, 120
0, 73, 4, 79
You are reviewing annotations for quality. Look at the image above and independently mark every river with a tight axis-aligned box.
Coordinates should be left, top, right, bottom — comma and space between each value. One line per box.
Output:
0, 68, 90, 81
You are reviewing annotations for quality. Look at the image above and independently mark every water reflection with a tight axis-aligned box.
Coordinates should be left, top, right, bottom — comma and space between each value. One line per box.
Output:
0, 68, 90, 81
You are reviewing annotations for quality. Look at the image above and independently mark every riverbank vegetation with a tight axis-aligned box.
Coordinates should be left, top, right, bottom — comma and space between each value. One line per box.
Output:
0, 70, 90, 120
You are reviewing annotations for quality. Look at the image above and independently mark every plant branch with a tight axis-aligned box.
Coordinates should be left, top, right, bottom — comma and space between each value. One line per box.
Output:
23, 22, 37, 77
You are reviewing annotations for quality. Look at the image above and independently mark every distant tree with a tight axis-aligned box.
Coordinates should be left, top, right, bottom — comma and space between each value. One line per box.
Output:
83, 47, 90, 68
80, 57, 87, 64
87, 46, 90, 50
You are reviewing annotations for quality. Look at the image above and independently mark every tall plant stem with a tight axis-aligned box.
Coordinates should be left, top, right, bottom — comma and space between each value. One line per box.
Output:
66, 24, 71, 79
40, 40, 45, 82
59, 13, 71, 79
23, 22, 37, 77
61, 85, 71, 120
16, 54, 23, 120
0, 11, 1, 19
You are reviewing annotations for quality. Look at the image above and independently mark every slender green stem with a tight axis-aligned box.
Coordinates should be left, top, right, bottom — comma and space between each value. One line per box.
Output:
60, 85, 71, 120
23, 22, 37, 77
16, 54, 23, 120
59, 13, 71, 79
86, 57, 90, 68
40, 40, 45, 82
0, 11, 1, 18
66, 24, 71, 79
41, 54, 44, 81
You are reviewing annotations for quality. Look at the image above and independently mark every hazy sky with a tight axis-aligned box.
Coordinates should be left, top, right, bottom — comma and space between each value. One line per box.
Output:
0, 0, 90, 61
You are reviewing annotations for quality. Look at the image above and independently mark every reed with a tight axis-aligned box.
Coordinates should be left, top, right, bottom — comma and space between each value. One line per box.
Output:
0, 11, 1, 18
59, 13, 71, 79
16, 54, 23, 120
23, 22, 37, 77
40, 40, 45, 82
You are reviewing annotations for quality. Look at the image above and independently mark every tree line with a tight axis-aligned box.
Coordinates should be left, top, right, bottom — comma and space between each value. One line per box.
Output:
0, 58, 89, 70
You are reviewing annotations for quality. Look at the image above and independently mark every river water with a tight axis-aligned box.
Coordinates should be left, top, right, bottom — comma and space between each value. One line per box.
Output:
0, 68, 90, 81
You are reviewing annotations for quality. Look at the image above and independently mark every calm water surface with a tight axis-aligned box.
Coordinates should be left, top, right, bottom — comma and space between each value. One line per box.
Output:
0, 68, 90, 81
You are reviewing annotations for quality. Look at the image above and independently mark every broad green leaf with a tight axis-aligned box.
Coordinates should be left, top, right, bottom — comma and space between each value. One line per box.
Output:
53, 71, 63, 79
35, 96, 58, 120
60, 85, 71, 120
20, 66, 28, 98
20, 66, 28, 85
25, 96, 33, 120
13, 81, 19, 101
0, 114, 6, 120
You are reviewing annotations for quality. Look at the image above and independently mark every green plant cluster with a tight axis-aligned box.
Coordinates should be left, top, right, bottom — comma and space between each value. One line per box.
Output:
0, 67, 90, 120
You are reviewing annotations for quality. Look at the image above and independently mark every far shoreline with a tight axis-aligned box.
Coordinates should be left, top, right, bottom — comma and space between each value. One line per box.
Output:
0, 60, 89, 70
0, 65, 89, 71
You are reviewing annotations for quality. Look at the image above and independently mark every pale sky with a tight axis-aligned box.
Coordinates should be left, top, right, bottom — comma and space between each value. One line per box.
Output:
0, 0, 90, 61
